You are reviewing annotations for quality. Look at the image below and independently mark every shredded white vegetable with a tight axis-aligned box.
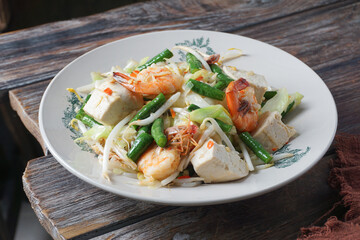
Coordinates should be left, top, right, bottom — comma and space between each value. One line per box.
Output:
130, 92, 180, 126
185, 92, 210, 108
165, 59, 181, 76
76, 82, 95, 94
76, 120, 88, 134
255, 162, 274, 170
272, 153, 294, 161
161, 171, 180, 186
219, 48, 243, 64
233, 134, 254, 171
123, 59, 138, 73
201, 118, 235, 152
172, 46, 211, 71
102, 112, 135, 180
173, 177, 204, 184
222, 66, 237, 80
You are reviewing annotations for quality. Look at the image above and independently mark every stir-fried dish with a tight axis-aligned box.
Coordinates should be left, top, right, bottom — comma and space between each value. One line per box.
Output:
68, 46, 303, 187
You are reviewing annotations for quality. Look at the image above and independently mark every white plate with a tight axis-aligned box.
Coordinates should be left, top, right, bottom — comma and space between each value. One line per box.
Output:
39, 30, 337, 206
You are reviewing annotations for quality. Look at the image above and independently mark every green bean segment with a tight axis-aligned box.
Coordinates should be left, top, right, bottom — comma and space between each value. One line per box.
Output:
239, 132, 273, 163
210, 64, 234, 90
151, 118, 167, 147
137, 49, 173, 71
75, 94, 102, 127
186, 53, 203, 73
127, 132, 154, 162
138, 125, 152, 135
130, 93, 166, 128
188, 79, 225, 101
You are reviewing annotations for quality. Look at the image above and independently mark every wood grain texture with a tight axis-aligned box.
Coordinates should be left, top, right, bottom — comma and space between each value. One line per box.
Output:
12, 0, 360, 239
23, 155, 172, 240
0, 0, 339, 91
24, 154, 338, 240
9, 80, 50, 153
96, 157, 337, 240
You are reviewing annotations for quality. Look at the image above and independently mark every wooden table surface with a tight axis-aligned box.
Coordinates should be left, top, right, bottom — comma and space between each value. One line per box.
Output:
4, 0, 360, 239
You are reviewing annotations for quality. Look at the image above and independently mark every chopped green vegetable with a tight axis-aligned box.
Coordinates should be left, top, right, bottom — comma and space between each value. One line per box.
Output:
138, 125, 152, 135
186, 53, 203, 73
260, 88, 289, 115
77, 125, 112, 142
188, 104, 233, 133
187, 104, 201, 112
137, 49, 173, 71
75, 94, 102, 127
264, 91, 277, 100
127, 132, 154, 162
90, 72, 104, 82
151, 118, 167, 147
281, 101, 295, 117
130, 93, 166, 128
239, 132, 273, 163
190, 105, 233, 125
188, 79, 225, 101
210, 64, 234, 90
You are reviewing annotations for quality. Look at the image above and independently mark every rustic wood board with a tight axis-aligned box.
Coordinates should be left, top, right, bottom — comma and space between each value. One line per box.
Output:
92, 156, 338, 240
23, 155, 173, 240
9, 80, 50, 153
11, 0, 360, 239
0, 0, 340, 91
24, 153, 338, 240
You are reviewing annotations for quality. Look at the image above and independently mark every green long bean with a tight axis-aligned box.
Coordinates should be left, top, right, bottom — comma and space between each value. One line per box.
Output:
239, 132, 273, 163
137, 49, 173, 71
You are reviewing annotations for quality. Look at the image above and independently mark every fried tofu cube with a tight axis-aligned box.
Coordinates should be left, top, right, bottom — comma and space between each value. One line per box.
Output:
191, 139, 249, 183
83, 80, 143, 126
251, 111, 296, 152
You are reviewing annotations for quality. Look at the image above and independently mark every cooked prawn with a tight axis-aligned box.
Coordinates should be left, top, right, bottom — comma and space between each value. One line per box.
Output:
225, 78, 260, 132
113, 66, 183, 95
137, 144, 181, 181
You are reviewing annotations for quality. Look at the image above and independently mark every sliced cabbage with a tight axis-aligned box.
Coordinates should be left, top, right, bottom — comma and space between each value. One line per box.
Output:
91, 72, 104, 82
260, 88, 289, 115
138, 56, 149, 66
123, 59, 139, 73
290, 92, 304, 109
190, 105, 233, 125
77, 125, 112, 142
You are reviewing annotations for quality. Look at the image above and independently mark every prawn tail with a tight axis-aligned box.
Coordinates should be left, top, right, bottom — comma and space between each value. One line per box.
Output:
113, 72, 137, 92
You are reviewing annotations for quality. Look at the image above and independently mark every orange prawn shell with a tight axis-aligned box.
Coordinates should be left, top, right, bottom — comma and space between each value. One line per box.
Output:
226, 78, 259, 132
118, 66, 183, 95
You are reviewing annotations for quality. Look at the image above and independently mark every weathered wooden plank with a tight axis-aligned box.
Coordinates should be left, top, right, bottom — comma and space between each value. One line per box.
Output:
23, 155, 173, 240
13, 1, 360, 239
9, 0, 360, 153
9, 80, 50, 153
23, 153, 338, 240
94, 157, 337, 240
0, 0, 340, 91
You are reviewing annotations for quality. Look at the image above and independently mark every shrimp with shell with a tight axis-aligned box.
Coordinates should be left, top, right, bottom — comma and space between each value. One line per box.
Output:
225, 78, 260, 132
113, 65, 184, 96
